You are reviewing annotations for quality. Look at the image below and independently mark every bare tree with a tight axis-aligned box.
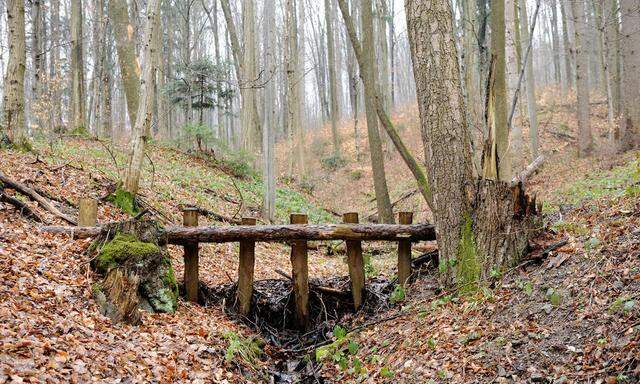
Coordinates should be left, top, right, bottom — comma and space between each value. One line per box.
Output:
124, 0, 163, 195
571, 0, 593, 157
2, 0, 26, 143
70, 0, 86, 130
620, 0, 640, 150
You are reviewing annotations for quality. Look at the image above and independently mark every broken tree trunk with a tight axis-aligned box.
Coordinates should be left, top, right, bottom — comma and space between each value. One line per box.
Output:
42, 222, 437, 243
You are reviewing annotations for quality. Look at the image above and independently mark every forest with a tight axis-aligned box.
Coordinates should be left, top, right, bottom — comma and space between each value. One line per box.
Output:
1, 0, 639, 382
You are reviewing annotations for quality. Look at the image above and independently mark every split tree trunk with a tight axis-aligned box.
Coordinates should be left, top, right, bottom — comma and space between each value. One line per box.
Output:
406, 0, 538, 287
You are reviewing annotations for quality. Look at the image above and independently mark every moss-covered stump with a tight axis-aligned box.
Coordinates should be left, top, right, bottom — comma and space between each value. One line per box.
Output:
89, 220, 178, 324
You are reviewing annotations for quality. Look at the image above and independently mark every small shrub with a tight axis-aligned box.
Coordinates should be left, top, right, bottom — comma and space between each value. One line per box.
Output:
223, 331, 264, 367
300, 177, 316, 194
390, 284, 406, 304
321, 154, 347, 171
348, 169, 364, 181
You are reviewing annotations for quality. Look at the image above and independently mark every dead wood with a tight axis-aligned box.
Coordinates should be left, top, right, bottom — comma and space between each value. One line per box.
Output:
0, 171, 77, 225
180, 204, 243, 225
274, 269, 349, 297
511, 154, 545, 187
0, 190, 44, 222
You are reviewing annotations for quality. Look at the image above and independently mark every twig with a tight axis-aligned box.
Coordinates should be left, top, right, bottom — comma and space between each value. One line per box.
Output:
274, 268, 348, 297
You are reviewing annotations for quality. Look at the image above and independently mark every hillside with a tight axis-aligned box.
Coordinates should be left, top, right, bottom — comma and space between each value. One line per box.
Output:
1, 94, 639, 382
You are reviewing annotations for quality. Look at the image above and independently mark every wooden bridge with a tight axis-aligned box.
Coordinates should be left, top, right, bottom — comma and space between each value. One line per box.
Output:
43, 201, 436, 330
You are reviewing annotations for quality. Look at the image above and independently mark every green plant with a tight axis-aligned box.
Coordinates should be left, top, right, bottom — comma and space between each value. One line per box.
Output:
390, 284, 406, 303
546, 288, 563, 306
348, 169, 364, 181
223, 331, 264, 367
320, 154, 347, 171
363, 254, 377, 277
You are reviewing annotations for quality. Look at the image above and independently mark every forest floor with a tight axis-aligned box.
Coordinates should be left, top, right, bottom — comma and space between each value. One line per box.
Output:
1, 88, 639, 383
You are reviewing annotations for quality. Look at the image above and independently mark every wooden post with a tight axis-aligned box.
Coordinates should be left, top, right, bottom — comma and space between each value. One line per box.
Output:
183, 208, 199, 303
344, 212, 365, 310
397, 212, 413, 286
237, 217, 256, 316
78, 198, 98, 226
290, 213, 309, 330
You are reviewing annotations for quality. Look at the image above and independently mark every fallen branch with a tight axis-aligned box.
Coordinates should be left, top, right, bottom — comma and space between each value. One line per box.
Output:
366, 189, 419, 221
549, 130, 576, 141
181, 204, 243, 225
0, 172, 76, 225
0, 191, 43, 222
411, 250, 439, 269
510, 154, 545, 187
274, 269, 349, 297
524, 238, 569, 263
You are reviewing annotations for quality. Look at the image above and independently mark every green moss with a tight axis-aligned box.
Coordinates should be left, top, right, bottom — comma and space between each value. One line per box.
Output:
94, 234, 160, 274
162, 255, 179, 297
107, 187, 138, 215
456, 213, 481, 294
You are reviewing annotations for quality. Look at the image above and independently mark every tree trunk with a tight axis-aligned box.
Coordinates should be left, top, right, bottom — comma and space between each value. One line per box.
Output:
571, 0, 593, 157
619, 0, 640, 150
338, 0, 432, 208
240, 0, 259, 152
108, 0, 140, 129
482, 0, 512, 181
2, 0, 26, 143
549, 0, 562, 84
70, 0, 86, 130
406, 0, 538, 287
559, 1, 573, 93
123, 0, 163, 195
325, 0, 341, 156
262, 0, 276, 223
520, 0, 539, 158
360, 0, 394, 223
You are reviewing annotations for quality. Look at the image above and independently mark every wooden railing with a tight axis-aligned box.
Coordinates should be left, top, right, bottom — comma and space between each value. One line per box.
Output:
43, 202, 436, 330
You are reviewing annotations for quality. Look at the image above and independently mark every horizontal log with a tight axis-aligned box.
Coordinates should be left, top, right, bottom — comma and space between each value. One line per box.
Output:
41, 222, 436, 243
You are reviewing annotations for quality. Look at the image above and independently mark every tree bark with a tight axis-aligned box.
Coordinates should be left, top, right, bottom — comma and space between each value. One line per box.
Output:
360, 0, 394, 223
325, 0, 341, 156
520, 0, 539, 158
262, 0, 276, 222
406, 0, 538, 287
571, 0, 593, 157
123, 0, 162, 195
482, 0, 512, 181
70, 0, 86, 130
108, 0, 140, 130
619, 0, 640, 150
2, 0, 26, 142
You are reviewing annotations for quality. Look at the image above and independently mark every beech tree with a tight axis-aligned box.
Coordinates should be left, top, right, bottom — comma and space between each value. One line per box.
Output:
620, 0, 640, 150
571, 0, 593, 157
1, 0, 25, 144
70, 0, 86, 130
123, 0, 163, 195
406, 0, 538, 286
